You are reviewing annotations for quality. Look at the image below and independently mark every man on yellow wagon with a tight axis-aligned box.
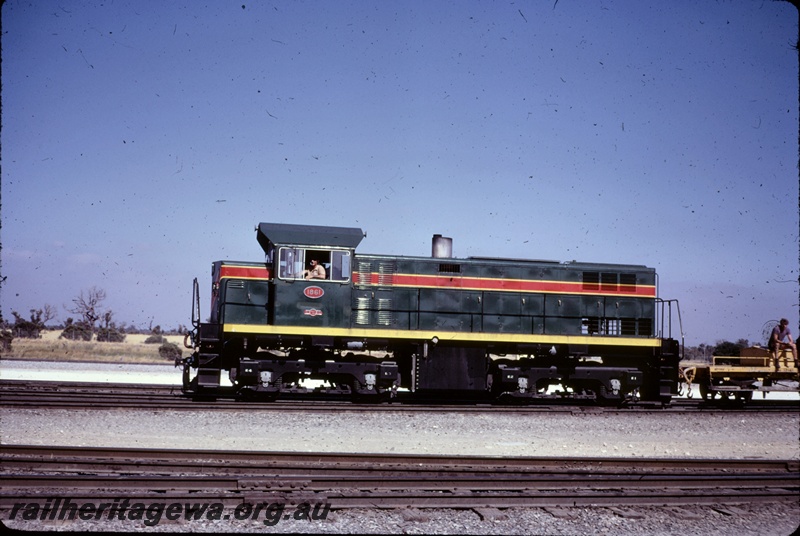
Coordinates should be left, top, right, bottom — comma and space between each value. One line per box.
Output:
768, 318, 798, 371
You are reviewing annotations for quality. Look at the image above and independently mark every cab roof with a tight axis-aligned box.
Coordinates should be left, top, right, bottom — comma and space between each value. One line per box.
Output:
256, 222, 364, 251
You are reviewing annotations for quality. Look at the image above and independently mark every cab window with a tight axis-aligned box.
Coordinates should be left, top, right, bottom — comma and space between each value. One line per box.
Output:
278, 248, 304, 279
278, 247, 351, 282
331, 250, 351, 281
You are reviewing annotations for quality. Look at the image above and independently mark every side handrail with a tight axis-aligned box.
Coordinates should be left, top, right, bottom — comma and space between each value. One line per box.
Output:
656, 298, 684, 358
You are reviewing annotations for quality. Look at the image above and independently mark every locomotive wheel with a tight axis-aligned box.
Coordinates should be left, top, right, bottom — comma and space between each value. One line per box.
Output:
350, 379, 388, 403
699, 383, 709, 400
350, 378, 362, 393
235, 386, 278, 402
350, 379, 371, 402
235, 387, 256, 401
595, 384, 618, 406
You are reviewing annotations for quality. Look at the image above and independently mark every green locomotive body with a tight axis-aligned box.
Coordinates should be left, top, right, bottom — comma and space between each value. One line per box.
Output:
182, 222, 681, 404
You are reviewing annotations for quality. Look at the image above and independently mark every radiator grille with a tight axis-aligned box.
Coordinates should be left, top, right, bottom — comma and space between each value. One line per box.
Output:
377, 262, 395, 286
354, 296, 371, 325
376, 298, 393, 325
354, 261, 372, 288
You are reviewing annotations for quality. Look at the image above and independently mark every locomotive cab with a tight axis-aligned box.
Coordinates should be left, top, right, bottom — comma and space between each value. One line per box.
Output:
257, 222, 364, 333
181, 223, 373, 397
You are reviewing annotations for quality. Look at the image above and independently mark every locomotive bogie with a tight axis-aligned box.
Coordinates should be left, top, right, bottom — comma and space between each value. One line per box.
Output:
230, 354, 401, 399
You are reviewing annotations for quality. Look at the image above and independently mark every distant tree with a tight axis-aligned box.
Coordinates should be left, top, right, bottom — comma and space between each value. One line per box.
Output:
96, 327, 125, 342
0, 314, 12, 352
144, 324, 166, 344
0, 330, 12, 352
681, 343, 714, 363
67, 287, 107, 329
115, 321, 129, 334
42, 304, 57, 324
713, 340, 746, 356
681, 345, 701, 362
95, 310, 125, 343
60, 318, 93, 341
158, 341, 182, 360
11, 310, 44, 339
10, 306, 57, 339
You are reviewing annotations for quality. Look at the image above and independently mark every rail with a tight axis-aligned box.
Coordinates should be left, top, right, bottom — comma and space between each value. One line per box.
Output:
2, 445, 797, 512
3, 380, 799, 412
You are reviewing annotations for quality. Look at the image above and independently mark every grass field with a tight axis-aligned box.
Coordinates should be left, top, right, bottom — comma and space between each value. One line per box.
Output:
2, 330, 186, 364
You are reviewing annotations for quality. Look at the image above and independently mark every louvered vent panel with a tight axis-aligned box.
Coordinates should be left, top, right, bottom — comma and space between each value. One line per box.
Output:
355, 261, 372, 288
376, 298, 393, 325
377, 262, 395, 286
354, 297, 371, 325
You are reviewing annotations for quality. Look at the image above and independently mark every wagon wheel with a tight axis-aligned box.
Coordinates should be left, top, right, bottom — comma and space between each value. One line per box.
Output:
698, 382, 709, 400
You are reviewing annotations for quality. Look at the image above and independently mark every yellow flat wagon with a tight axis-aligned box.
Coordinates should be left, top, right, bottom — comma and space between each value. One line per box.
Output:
681, 347, 798, 401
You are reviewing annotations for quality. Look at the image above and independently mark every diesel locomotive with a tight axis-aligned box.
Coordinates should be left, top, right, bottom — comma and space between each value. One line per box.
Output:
179, 222, 683, 404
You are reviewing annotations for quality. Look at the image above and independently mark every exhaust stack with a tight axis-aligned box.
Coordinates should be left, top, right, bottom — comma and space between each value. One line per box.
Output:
432, 234, 453, 258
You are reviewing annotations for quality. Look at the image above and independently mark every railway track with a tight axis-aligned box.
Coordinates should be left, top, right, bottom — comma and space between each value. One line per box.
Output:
2, 445, 798, 511
1, 383, 796, 413
1, 380, 798, 413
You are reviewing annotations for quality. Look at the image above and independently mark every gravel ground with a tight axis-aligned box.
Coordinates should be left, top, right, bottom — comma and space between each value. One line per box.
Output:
3, 407, 799, 535
3, 407, 798, 459
0, 359, 180, 385
2, 360, 799, 534
4, 502, 799, 534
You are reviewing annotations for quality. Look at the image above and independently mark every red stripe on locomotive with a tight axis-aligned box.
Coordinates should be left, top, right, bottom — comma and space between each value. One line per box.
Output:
220, 266, 271, 279
353, 272, 654, 297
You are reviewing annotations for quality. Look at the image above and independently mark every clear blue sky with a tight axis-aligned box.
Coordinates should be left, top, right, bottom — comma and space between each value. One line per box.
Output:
2, 1, 797, 346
